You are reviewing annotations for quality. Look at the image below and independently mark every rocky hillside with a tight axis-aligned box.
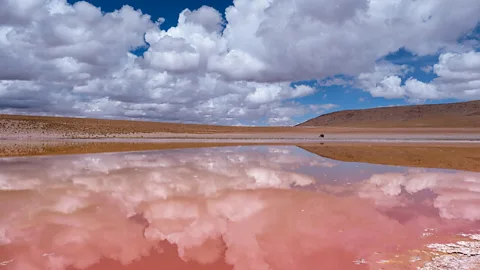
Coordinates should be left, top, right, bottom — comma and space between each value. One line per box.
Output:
297, 100, 480, 128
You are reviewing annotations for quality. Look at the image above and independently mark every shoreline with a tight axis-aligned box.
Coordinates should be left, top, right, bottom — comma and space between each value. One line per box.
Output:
2, 130, 480, 143
66, 138, 480, 143
1, 139, 480, 172
1, 120, 480, 171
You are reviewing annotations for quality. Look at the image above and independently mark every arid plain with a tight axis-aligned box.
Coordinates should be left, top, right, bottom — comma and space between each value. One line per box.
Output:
1, 111, 480, 172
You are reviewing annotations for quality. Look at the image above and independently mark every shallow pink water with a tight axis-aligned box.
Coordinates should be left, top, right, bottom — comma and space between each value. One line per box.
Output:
0, 146, 479, 270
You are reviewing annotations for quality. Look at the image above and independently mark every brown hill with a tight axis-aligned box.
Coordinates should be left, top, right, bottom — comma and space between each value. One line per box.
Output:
297, 100, 480, 128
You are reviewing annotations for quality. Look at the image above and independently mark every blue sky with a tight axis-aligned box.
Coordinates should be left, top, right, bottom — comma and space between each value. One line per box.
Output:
289, 48, 463, 123
2, 0, 479, 125
67, 0, 233, 29
68, 0, 477, 118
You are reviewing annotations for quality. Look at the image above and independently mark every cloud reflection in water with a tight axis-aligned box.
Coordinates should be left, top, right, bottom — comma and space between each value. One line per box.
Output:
0, 146, 479, 270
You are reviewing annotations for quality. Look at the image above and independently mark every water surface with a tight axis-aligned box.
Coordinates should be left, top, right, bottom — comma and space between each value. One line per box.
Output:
0, 146, 479, 269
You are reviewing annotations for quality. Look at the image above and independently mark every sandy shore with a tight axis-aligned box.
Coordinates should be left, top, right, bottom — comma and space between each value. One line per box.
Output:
1, 139, 479, 172
2, 114, 480, 171
2, 114, 480, 139
300, 143, 480, 172
2, 128, 480, 142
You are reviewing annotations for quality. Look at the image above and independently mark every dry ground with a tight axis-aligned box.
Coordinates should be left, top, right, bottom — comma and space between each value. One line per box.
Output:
300, 143, 480, 172
2, 114, 480, 140
1, 114, 480, 172
0, 114, 311, 137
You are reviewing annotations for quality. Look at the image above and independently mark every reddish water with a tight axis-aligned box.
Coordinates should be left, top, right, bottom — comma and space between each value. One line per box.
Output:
0, 146, 479, 270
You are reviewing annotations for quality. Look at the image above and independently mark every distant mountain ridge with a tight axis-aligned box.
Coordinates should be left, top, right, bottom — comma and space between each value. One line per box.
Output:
297, 100, 480, 128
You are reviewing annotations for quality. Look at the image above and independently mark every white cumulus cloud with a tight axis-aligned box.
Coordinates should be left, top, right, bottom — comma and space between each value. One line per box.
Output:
355, 51, 480, 101
0, 0, 479, 124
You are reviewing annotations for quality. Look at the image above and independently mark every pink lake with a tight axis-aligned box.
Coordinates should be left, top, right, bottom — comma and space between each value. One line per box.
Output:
0, 146, 479, 270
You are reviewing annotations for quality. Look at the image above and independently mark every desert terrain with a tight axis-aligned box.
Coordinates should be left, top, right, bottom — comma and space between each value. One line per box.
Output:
0, 141, 478, 172
298, 100, 480, 128
1, 100, 480, 172
1, 113, 480, 140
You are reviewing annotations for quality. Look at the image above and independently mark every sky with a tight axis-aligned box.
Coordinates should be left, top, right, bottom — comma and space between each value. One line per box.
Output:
1, 0, 480, 126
